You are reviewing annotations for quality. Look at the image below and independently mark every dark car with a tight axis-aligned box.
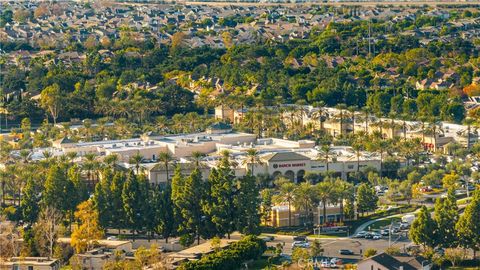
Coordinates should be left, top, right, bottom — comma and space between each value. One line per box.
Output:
293, 236, 307, 242
364, 233, 373, 239
339, 249, 354, 255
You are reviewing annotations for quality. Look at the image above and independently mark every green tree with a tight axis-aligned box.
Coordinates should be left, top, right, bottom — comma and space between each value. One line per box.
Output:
43, 165, 74, 215
456, 190, 480, 259
234, 175, 261, 235
273, 181, 296, 227
40, 84, 63, 124
158, 152, 173, 185
122, 171, 148, 238
21, 177, 40, 224
310, 240, 324, 258
204, 152, 236, 238
178, 169, 206, 245
356, 183, 378, 216
292, 247, 310, 266
364, 248, 377, 257
152, 185, 176, 243
434, 187, 458, 248
409, 206, 436, 249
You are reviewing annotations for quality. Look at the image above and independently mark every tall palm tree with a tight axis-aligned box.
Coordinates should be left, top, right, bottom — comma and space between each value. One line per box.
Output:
244, 148, 263, 176
334, 104, 347, 137
334, 178, 353, 222
348, 106, 358, 134
463, 118, 475, 149
318, 144, 333, 171
360, 106, 371, 134
82, 153, 98, 187
374, 139, 390, 177
293, 182, 318, 226
311, 106, 327, 131
352, 142, 363, 172
129, 151, 143, 174
316, 181, 334, 225
158, 152, 173, 184
274, 181, 296, 227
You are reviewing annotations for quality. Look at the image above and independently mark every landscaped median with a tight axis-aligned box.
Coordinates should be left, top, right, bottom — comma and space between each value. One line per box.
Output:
346, 204, 420, 234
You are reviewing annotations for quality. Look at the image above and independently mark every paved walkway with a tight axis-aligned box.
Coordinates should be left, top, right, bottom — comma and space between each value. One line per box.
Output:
353, 209, 422, 235
353, 198, 469, 236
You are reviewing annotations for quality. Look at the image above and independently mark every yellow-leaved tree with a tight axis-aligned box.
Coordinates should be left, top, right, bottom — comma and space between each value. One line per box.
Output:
71, 200, 104, 253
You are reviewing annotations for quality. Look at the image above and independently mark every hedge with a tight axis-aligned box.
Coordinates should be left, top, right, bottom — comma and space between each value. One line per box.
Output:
178, 235, 267, 270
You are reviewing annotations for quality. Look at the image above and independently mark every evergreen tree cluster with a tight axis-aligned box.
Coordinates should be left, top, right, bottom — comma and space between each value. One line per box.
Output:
93, 153, 261, 245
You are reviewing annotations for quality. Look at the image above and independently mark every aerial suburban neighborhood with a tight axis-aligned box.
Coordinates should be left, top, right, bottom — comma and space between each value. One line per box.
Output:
1, 0, 480, 269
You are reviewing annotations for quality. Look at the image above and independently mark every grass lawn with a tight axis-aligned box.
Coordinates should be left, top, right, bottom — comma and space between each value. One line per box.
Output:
309, 232, 348, 238
346, 204, 419, 232
457, 198, 472, 205
366, 217, 401, 230
447, 266, 480, 270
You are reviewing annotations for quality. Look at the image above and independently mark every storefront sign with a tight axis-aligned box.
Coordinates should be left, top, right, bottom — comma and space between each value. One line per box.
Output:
273, 163, 306, 169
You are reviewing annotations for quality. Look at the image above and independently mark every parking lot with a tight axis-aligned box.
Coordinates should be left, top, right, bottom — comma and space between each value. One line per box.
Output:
262, 232, 412, 264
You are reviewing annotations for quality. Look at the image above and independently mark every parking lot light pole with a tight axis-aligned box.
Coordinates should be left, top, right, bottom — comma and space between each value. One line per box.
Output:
388, 220, 392, 248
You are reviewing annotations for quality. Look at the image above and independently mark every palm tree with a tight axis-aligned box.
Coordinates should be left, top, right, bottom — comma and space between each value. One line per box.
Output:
274, 181, 296, 227
360, 106, 371, 134
129, 151, 143, 174
348, 106, 358, 134
311, 106, 328, 131
104, 154, 119, 170
334, 179, 353, 222
374, 139, 390, 177
158, 152, 173, 184
352, 142, 363, 172
318, 144, 333, 171
82, 153, 98, 187
316, 181, 334, 225
244, 148, 263, 176
334, 104, 347, 137
426, 118, 442, 153
66, 152, 78, 165
293, 182, 318, 226
190, 151, 204, 168
463, 118, 475, 149
19, 149, 30, 164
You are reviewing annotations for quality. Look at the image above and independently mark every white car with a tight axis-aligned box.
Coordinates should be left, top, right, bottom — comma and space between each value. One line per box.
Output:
354, 231, 367, 238
292, 241, 310, 248
372, 234, 381, 240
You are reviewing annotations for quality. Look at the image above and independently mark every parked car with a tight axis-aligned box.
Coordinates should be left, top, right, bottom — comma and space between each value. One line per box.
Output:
339, 249, 354, 255
380, 229, 389, 236
354, 231, 367, 238
292, 241, 310, 248
364, 233, 373, 239
293, 236, 307, 242
372, 234, 381, 240
260, 235, 275, 242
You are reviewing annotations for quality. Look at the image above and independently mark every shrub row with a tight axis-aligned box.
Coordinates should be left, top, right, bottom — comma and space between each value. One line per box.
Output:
179, 235, 267, 270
